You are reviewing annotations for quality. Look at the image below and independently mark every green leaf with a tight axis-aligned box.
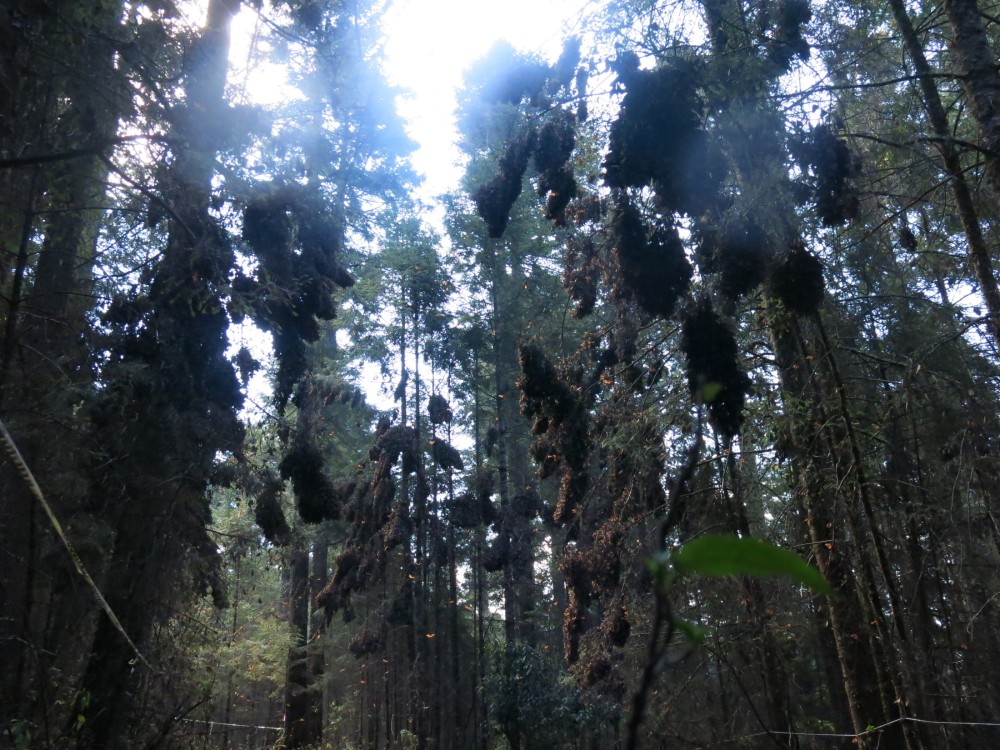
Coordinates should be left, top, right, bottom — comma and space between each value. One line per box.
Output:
645, 551, 674, 592
675, 618, 707, 644
673, 535, 833, 595
700, 381, 723, 403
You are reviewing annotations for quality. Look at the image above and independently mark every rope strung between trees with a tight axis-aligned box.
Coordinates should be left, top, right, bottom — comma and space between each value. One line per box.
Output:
0, 415, 156, 672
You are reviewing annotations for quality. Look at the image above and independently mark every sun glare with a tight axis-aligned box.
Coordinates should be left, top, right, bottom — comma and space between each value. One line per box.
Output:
381, 0, 588, 196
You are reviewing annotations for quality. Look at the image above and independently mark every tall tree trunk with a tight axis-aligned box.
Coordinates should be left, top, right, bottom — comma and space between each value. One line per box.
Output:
222, 553, 242, 749
943, 0, 1000, 201
15, 28, 125, 737
411, 309, 431, 750
487, 239, 537, 653
0, 3, 122, 725
770, 315, 893, 750
73, 2, 241, 747
471, 348, 489, 750
811, 320, 927, 750
888, 0, 1000, 347
488, 238, 523, 750
307, 531, 328, 743
284, 547, 312, 748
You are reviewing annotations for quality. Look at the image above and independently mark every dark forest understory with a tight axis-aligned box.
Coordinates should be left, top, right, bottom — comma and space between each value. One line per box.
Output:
4, 0, 1000, 748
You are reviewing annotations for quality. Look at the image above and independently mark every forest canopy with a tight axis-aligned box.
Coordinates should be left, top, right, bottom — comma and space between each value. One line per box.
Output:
3, 1, 1000, 749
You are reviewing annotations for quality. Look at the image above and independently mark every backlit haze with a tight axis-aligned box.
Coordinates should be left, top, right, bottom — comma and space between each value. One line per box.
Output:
230, 0, 590, 197
380, 0, 589, 196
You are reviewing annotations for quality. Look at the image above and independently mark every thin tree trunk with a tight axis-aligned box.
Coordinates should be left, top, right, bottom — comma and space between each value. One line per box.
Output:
723, 446, 797, 747
489, 253, 519, 647
0, 171, 40, 399
308, 530, 328, 743
284, 547, 311, 748
411, 306, 430, 750
472, 348, 489, 750
222, 553, 241, 749
445, 375, 461, 750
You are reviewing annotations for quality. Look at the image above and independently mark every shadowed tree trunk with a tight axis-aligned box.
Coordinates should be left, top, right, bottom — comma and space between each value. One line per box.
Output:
0, 0, 127, 738
73, 2, 242, 747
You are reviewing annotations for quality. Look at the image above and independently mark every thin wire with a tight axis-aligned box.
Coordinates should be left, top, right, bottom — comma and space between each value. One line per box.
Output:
907, 717, 1000, 728
717, 716, 1000, 744
0, 415, 156, 672
177, 718, 282, 732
